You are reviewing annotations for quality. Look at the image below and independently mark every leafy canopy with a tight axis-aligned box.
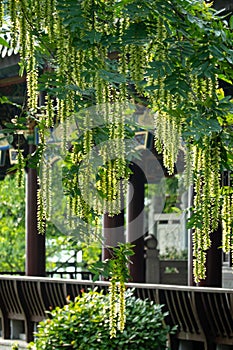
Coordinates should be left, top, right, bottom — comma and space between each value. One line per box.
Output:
0, 0, 233, 284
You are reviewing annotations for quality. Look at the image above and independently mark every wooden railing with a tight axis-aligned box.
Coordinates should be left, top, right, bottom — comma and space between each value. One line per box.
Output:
0, 276, 233, 349
0, 259, 188, 284
0, 271, 94, 280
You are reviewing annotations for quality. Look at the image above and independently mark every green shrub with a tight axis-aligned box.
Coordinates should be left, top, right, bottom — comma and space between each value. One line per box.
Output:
32, 289, 173, 349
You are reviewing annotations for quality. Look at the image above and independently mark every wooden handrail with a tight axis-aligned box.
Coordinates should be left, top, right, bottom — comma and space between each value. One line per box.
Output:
0, 275, 232, 348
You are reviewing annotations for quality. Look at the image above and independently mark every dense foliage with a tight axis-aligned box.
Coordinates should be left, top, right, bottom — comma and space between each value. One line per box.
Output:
0, 174, 88, 272
30, 289, 172, 349
0, 175, 25, 271
0, 0, 233, 332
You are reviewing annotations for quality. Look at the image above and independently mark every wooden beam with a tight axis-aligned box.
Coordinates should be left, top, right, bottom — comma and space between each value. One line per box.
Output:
0, 75, 26, 87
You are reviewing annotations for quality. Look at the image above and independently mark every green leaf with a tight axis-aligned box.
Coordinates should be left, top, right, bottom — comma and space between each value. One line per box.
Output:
229, 15, 233, 30
83, 30, 102, 44
122, 22, 149, 44
0, 37, 9, 47
218, 74, 232, 85
99, 69, 126, 85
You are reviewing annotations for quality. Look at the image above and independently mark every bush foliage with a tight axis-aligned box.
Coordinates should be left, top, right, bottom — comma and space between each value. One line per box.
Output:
31, 289, 173, 349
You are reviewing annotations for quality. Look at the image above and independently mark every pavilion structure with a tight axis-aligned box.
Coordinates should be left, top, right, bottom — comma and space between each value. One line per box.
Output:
0, 0, 232, 287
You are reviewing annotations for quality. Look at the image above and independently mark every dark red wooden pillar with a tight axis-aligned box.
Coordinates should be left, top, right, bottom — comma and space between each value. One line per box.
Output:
127, 164, 146, 283
102, 184, 125, 260
102, 212, 125, 260
26, 143, 46, 276
188, 194, 222, 288
197, 225, 222, 287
